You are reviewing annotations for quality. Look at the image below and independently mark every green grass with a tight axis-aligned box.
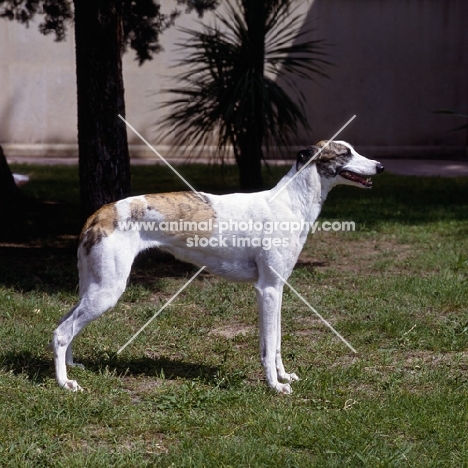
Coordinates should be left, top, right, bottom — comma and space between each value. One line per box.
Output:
1, 163, 467, 467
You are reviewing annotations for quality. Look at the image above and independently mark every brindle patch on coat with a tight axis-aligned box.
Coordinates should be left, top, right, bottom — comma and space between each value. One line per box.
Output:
129, 198, 146, 221
296, 141, 353, 177
316, 141, 352, 178
145, 192, 216, 239
80, 203, 118, 254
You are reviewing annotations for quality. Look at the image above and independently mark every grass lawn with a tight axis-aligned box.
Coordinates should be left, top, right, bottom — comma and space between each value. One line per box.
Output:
1, 163, 467, 467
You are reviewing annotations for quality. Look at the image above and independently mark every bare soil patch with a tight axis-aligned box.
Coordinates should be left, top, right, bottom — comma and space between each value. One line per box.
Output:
208, 323, 255, 339
299, 232, 413, 275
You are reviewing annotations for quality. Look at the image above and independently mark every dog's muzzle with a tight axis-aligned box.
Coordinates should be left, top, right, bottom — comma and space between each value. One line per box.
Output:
338, 162, 384, 188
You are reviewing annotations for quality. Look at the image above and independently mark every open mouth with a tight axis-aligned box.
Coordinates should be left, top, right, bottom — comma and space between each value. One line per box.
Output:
339, 169, 373, 187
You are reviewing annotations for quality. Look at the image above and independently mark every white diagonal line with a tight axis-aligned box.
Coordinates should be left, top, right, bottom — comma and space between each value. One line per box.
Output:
118, 114, 207, 202
117, 266, 206, 354
269, 266, 357, 354
268, 115, 356, 202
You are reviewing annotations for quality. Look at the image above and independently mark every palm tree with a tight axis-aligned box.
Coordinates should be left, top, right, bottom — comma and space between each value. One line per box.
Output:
159, 0, 330, 189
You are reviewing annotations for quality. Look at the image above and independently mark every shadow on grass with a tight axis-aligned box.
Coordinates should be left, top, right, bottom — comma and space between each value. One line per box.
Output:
0, 246, 78, 293
0, 244, 211, 293
95, 354, 221, 385
0, 350, 220, 387
0, 350, 54, 384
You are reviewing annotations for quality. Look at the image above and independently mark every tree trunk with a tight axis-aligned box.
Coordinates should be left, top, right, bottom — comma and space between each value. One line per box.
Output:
237, 139, 263, 190
74, 0, 131, 219
0, 146, 22, 200
0, 145, 25, 240
237, 1, 266, 190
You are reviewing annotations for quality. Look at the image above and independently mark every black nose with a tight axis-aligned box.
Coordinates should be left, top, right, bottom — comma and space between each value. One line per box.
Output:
376, 163, 384, 174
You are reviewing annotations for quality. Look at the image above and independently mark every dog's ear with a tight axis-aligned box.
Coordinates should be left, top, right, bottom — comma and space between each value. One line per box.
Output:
296, 146, 320, 171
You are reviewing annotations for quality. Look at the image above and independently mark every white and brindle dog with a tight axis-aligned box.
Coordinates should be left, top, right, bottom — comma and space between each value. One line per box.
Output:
50, 141, 384, 393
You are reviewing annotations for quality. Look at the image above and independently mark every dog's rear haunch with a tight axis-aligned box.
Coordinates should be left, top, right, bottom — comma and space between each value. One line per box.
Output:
50, 141, 383, 393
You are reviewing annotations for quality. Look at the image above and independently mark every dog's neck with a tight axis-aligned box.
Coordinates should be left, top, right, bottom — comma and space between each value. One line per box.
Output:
270, 164, 336, 222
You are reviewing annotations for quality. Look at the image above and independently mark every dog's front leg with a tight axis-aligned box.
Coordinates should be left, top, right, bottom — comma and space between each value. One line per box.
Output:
256, 283, 292, 394
275, 291, 300, 385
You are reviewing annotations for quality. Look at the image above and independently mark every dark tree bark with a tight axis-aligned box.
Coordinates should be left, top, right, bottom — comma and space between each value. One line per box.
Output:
237, 139, 263, 190
237, 2, 266, 190
74, 0, 131, 219
0, 146, 21, 199
0, 145, 25, 239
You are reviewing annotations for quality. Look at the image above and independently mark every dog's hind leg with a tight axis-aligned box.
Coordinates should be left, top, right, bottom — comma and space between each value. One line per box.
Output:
66, 343, 84, 368
51, 304, 84, 369
51, 284, 127, 391
51, 301, 86, 391
51, 241, 136, 391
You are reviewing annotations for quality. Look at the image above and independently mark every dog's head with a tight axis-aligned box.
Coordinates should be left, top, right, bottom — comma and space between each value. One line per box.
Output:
296, 140, 384, 188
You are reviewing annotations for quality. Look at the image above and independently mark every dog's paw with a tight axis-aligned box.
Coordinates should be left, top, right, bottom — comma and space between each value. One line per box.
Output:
61, 379, 83, 392
287, 372, 300, 382
275, 382, 293, 394
279, 372, 300, 383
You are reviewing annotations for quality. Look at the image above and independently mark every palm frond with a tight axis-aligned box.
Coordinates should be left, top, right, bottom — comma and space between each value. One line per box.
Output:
158, 0, 330, 170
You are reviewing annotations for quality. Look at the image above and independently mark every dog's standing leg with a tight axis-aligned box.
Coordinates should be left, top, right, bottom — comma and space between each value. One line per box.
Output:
274, 291, 299, 384
51, 288, 125, 391
51, 243, 135, 391
52, 301, 86, 391
255, 278, 293, 394
53, 304, 85, 370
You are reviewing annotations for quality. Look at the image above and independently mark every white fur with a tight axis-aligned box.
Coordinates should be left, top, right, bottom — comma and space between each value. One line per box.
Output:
50, 141, 383, 393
